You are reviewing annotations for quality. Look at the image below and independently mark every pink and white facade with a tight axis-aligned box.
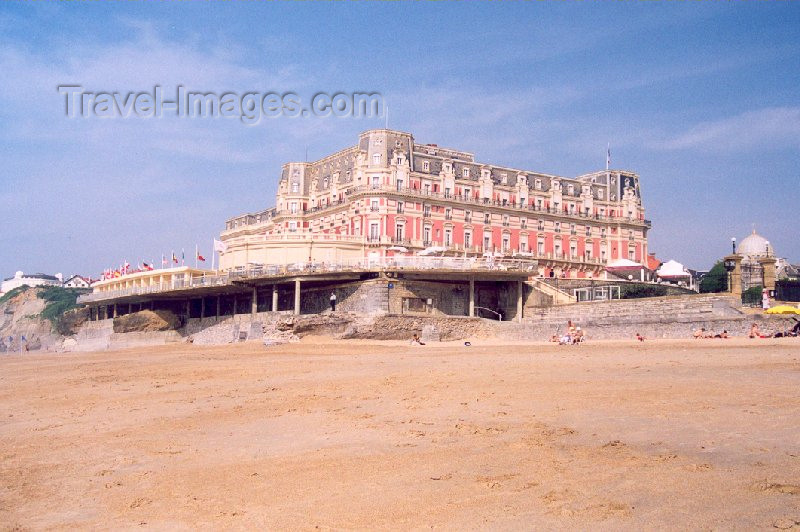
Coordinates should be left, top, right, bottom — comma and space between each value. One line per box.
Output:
220, 129, 650, 278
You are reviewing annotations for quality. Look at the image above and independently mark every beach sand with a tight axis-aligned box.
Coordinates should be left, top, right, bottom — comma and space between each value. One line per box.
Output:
1, 337, 799, 530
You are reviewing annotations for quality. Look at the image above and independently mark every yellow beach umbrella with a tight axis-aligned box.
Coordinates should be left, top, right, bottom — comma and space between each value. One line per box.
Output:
765, 305, 800, 315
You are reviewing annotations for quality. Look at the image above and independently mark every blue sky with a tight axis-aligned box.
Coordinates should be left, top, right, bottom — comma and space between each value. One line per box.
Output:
1, 2, 798, 278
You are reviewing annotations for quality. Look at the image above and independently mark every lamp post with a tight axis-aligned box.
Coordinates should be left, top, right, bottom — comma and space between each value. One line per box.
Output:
731, 237, 736, 255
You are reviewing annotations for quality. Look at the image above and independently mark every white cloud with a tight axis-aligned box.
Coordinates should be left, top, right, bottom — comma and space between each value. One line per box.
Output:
658, 107, 800, 152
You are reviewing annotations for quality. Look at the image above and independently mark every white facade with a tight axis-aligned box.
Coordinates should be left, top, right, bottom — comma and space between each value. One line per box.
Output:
0, 271, 62, 295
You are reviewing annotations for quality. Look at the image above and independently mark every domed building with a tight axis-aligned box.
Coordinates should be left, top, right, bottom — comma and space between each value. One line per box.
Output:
736, 229, 785, 291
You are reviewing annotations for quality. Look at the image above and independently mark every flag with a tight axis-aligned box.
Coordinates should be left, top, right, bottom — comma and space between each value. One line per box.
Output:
197, 252, 206, 262
606, 143, 611, 170
172, 251, 178, 264
162, 254, 168, 266
213, 238, 227, 253
143, 262, 153, 271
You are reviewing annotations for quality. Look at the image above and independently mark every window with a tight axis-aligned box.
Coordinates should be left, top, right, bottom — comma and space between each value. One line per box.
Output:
502, 236, 510, 252
444, 187, 451, 198
536, 198, 543, 210
369, 223, 380, 241
570, 223, 576, 235
585, 249, 592, 260
554, 221, 561, 233
444, 163, 451, 173
535, 179, 542, 190
463, 167, 470, 178
288, 221, 297, 232
520, 241, 527, 252
464, 210, 472, 223
323, 177, 329, 189
601, 228, 607, 238
372, 153, 381, 165
570, 243, 577, 257
598, 189, 604, 200
484, 235, 491, 251
291, 182, 299, 193
290, 201, 298, 214
555, 243, 562, 257
484, 213, 490, 225
423, 161, 430, 172
464, 187, 471, 198
537, 240, 544, 254
501, 173, 508, 184
423, 204, 431, 217
521, 218, 527, 229
464, 231, 472, 248
396, 157, 402, 164
423, 183, 430, 195
502, 215, 509, 227
568, 184, 574, 195
370, 199, 379, 212
395, 224, 404, 241
371, 176, 380, 189
423, 226, 432, 244
520, 197, 526, 207
397, 201, 404, 214
585, 226, 591, 237
445, 208, 452, 220
628, 248, 635, 261
396, 179, 403, 191
444, 229, 452, 246
537, 220, 544, 231
601, 249, 607, 261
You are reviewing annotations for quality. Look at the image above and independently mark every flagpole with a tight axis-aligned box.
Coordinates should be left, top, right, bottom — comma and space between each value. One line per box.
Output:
195, 244, 198, 269
211, 238, 216, 272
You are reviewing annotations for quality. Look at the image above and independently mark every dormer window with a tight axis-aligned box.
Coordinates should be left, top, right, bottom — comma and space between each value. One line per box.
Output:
535, 179, 542, 190
501, 173, 508, 185
423, 161, 430, 172
463, 168, 470, 178
323, 177, 329, 189
372, 153, 381, 165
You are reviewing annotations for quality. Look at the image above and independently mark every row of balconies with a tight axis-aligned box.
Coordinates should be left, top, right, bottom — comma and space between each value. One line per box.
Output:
225, 184, 650, 233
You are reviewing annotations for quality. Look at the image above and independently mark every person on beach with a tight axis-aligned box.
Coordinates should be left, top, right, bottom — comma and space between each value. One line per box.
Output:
411, 333, 425, 346
636, 332, 645, 342
693, 327, 706, 339
749, 323, 762, 338
329, 292, 337, 312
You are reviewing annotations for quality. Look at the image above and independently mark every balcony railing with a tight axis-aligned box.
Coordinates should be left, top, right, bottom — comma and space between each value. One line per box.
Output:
225, 184, 650, 230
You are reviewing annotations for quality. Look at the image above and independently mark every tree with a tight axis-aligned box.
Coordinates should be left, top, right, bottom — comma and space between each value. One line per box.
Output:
700, 261, 728, 293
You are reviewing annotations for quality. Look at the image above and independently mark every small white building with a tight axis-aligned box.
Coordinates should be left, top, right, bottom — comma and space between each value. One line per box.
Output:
657, 259, 695, 290
0, 271, 63, 295
63, 275, 92, 289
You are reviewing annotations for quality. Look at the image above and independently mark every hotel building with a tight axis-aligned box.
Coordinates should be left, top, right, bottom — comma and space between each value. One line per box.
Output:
221, 129, 650, 279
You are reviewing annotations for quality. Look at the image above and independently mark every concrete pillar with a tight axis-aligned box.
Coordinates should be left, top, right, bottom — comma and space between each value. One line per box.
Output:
185, 299, 191, 320
469, 279, 475, 317
251, 286, 258, 316
113, 304, 118, 318
294, 279, 301, 315
216, 295, 221, 320
200, 297, 205, 319
232, 295, 238, 315
128, 303, 132, 314
516, 280, 523, 323
725, 254, 743, 298
759, 256, 777, 292
272, 286, 278, 312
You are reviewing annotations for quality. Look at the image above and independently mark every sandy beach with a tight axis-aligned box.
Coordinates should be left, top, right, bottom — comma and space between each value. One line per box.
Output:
2, 337, 799, 530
